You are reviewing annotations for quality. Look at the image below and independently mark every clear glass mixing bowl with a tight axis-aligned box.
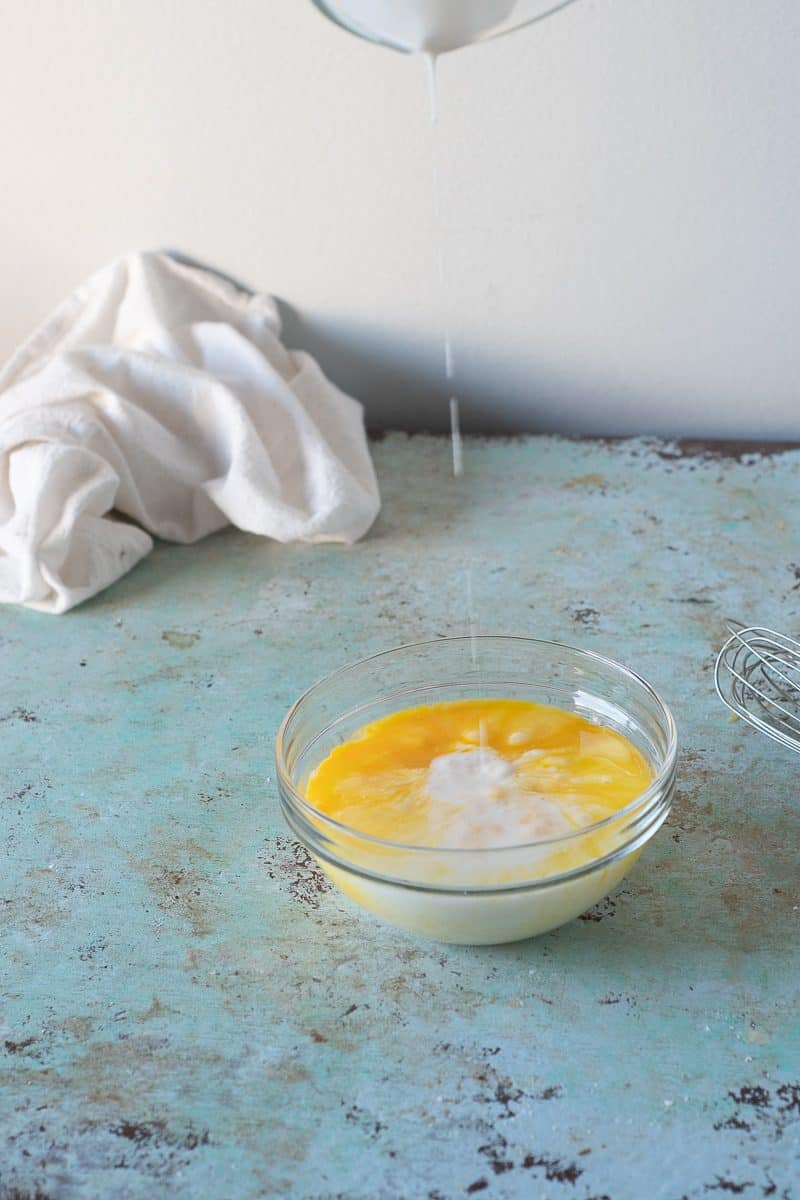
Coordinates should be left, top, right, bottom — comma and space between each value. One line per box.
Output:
310, 0, 581, 55
275, 636, 677, 944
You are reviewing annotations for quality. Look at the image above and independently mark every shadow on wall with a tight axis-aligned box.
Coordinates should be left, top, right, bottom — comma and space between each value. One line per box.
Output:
278, 300, 450, 435
165, 249, 599, 436
166, 250, 746, 439
277, 299, 597, 437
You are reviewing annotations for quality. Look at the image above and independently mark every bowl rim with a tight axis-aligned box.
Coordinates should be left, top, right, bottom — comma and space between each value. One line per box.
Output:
274, 634, 678, 856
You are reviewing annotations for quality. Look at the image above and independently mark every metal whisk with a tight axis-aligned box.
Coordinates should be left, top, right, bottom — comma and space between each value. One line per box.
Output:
715, 624, 800, 754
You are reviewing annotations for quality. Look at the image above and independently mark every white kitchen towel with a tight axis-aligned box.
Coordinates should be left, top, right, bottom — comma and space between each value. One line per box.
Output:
0, 252, 380, 613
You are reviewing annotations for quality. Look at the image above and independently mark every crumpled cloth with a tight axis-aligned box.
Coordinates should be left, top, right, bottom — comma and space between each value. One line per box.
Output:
0, 252, 380, 613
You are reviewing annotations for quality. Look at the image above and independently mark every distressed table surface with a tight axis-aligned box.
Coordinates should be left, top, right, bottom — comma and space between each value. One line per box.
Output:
1, 435, 799, 1200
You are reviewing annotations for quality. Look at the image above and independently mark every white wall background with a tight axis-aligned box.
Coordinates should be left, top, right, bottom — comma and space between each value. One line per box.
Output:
1, 0, 798, 436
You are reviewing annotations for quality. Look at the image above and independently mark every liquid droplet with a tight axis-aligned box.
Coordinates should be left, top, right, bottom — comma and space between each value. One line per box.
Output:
450, 396, 463, 476
424, 52, 438, 126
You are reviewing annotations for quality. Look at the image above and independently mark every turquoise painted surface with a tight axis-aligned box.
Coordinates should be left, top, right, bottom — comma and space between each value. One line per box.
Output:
1, 435, 798, 1200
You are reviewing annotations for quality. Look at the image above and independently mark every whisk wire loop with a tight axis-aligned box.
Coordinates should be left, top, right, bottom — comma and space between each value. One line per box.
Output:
715, 624, 800, 754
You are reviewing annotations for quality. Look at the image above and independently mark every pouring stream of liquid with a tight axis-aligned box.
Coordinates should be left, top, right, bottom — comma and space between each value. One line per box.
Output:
425, 53, 463, 480
425, 54, 483, 749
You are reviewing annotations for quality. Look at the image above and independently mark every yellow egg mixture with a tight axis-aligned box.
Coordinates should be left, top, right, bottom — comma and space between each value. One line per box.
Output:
306, 699, 652, 854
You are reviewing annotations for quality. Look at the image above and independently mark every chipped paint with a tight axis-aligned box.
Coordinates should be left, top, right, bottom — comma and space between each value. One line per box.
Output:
161, 630, 201, 650
1, 435, 799, 1199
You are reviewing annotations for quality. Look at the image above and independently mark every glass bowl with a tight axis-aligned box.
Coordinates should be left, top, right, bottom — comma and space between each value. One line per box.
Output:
275, 636, 677, 944
310, 0, 581, 55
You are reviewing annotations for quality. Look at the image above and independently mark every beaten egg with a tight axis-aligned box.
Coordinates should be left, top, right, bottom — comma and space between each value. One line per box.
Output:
307, 698, 651, 855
